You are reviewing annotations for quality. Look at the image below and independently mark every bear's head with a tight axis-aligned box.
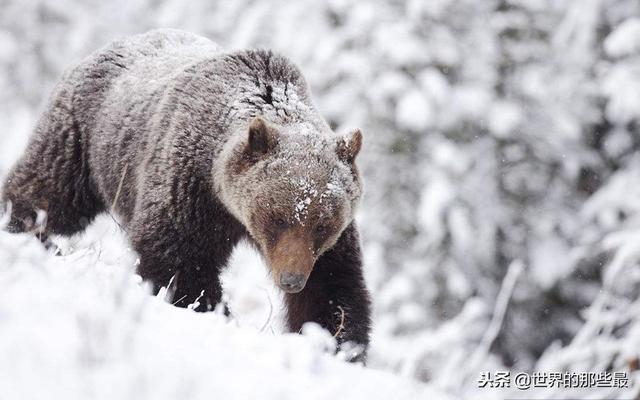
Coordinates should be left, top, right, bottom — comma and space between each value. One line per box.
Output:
216, 117, 363, 293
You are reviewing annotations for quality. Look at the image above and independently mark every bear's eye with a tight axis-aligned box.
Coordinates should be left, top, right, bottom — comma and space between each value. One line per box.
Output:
315, 225, 326, 234
275, 218, 287, 227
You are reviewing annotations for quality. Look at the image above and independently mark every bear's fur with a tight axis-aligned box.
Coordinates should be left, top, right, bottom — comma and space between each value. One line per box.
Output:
1, 29, 371, 360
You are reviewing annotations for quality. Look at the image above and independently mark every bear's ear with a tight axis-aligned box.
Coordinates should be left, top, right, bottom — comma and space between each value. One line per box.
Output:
336, 129, 363, 164
246, 117, 278, 160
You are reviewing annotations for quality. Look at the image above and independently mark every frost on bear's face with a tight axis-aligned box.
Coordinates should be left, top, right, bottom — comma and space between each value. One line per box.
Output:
217, 117, 363, 293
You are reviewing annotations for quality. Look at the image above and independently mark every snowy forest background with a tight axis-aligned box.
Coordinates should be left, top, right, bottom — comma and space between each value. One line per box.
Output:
1, 0, 640, 399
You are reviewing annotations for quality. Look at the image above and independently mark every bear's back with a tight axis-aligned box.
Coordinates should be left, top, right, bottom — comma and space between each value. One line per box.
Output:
92, 29, 222, 93
68, 29, 222, 133
62, 30, 224, 219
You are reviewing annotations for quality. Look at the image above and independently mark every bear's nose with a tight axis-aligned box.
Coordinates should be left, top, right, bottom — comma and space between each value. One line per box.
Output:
279, 272, 306, 293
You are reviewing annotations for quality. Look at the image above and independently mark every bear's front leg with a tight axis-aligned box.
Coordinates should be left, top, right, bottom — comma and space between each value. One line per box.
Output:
129, 196, 244, 312
284, 223, 372, 362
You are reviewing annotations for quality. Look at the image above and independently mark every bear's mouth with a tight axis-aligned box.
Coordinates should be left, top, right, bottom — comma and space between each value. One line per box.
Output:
279, 285, 305, 294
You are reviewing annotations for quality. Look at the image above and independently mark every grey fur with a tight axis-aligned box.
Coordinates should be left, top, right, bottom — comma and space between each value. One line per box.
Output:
1, 29, 371, 359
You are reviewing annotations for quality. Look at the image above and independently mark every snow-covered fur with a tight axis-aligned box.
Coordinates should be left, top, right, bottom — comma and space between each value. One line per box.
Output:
215, 117, 363, 284
1, 29, 371, 359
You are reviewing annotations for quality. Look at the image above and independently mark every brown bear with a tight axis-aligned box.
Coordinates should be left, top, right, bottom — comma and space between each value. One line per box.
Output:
1, 29, 371, 360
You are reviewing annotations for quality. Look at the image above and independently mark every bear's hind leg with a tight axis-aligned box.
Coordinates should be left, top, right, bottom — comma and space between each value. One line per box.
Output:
284, 223, 372, 363
2, 87, 105, 240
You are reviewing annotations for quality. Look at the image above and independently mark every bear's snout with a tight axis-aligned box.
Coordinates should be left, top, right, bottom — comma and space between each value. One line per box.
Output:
279, 272, 307, 293
265, 227, 315, 293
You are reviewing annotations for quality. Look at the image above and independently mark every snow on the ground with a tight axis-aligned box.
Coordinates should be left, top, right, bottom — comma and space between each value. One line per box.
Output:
0, 216, 443, 400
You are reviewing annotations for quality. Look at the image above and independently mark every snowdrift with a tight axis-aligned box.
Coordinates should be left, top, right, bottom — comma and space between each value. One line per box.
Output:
0, 218, 441, 400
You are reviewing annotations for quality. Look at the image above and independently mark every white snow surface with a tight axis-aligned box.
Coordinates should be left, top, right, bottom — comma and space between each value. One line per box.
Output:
0, 218, 439, 400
